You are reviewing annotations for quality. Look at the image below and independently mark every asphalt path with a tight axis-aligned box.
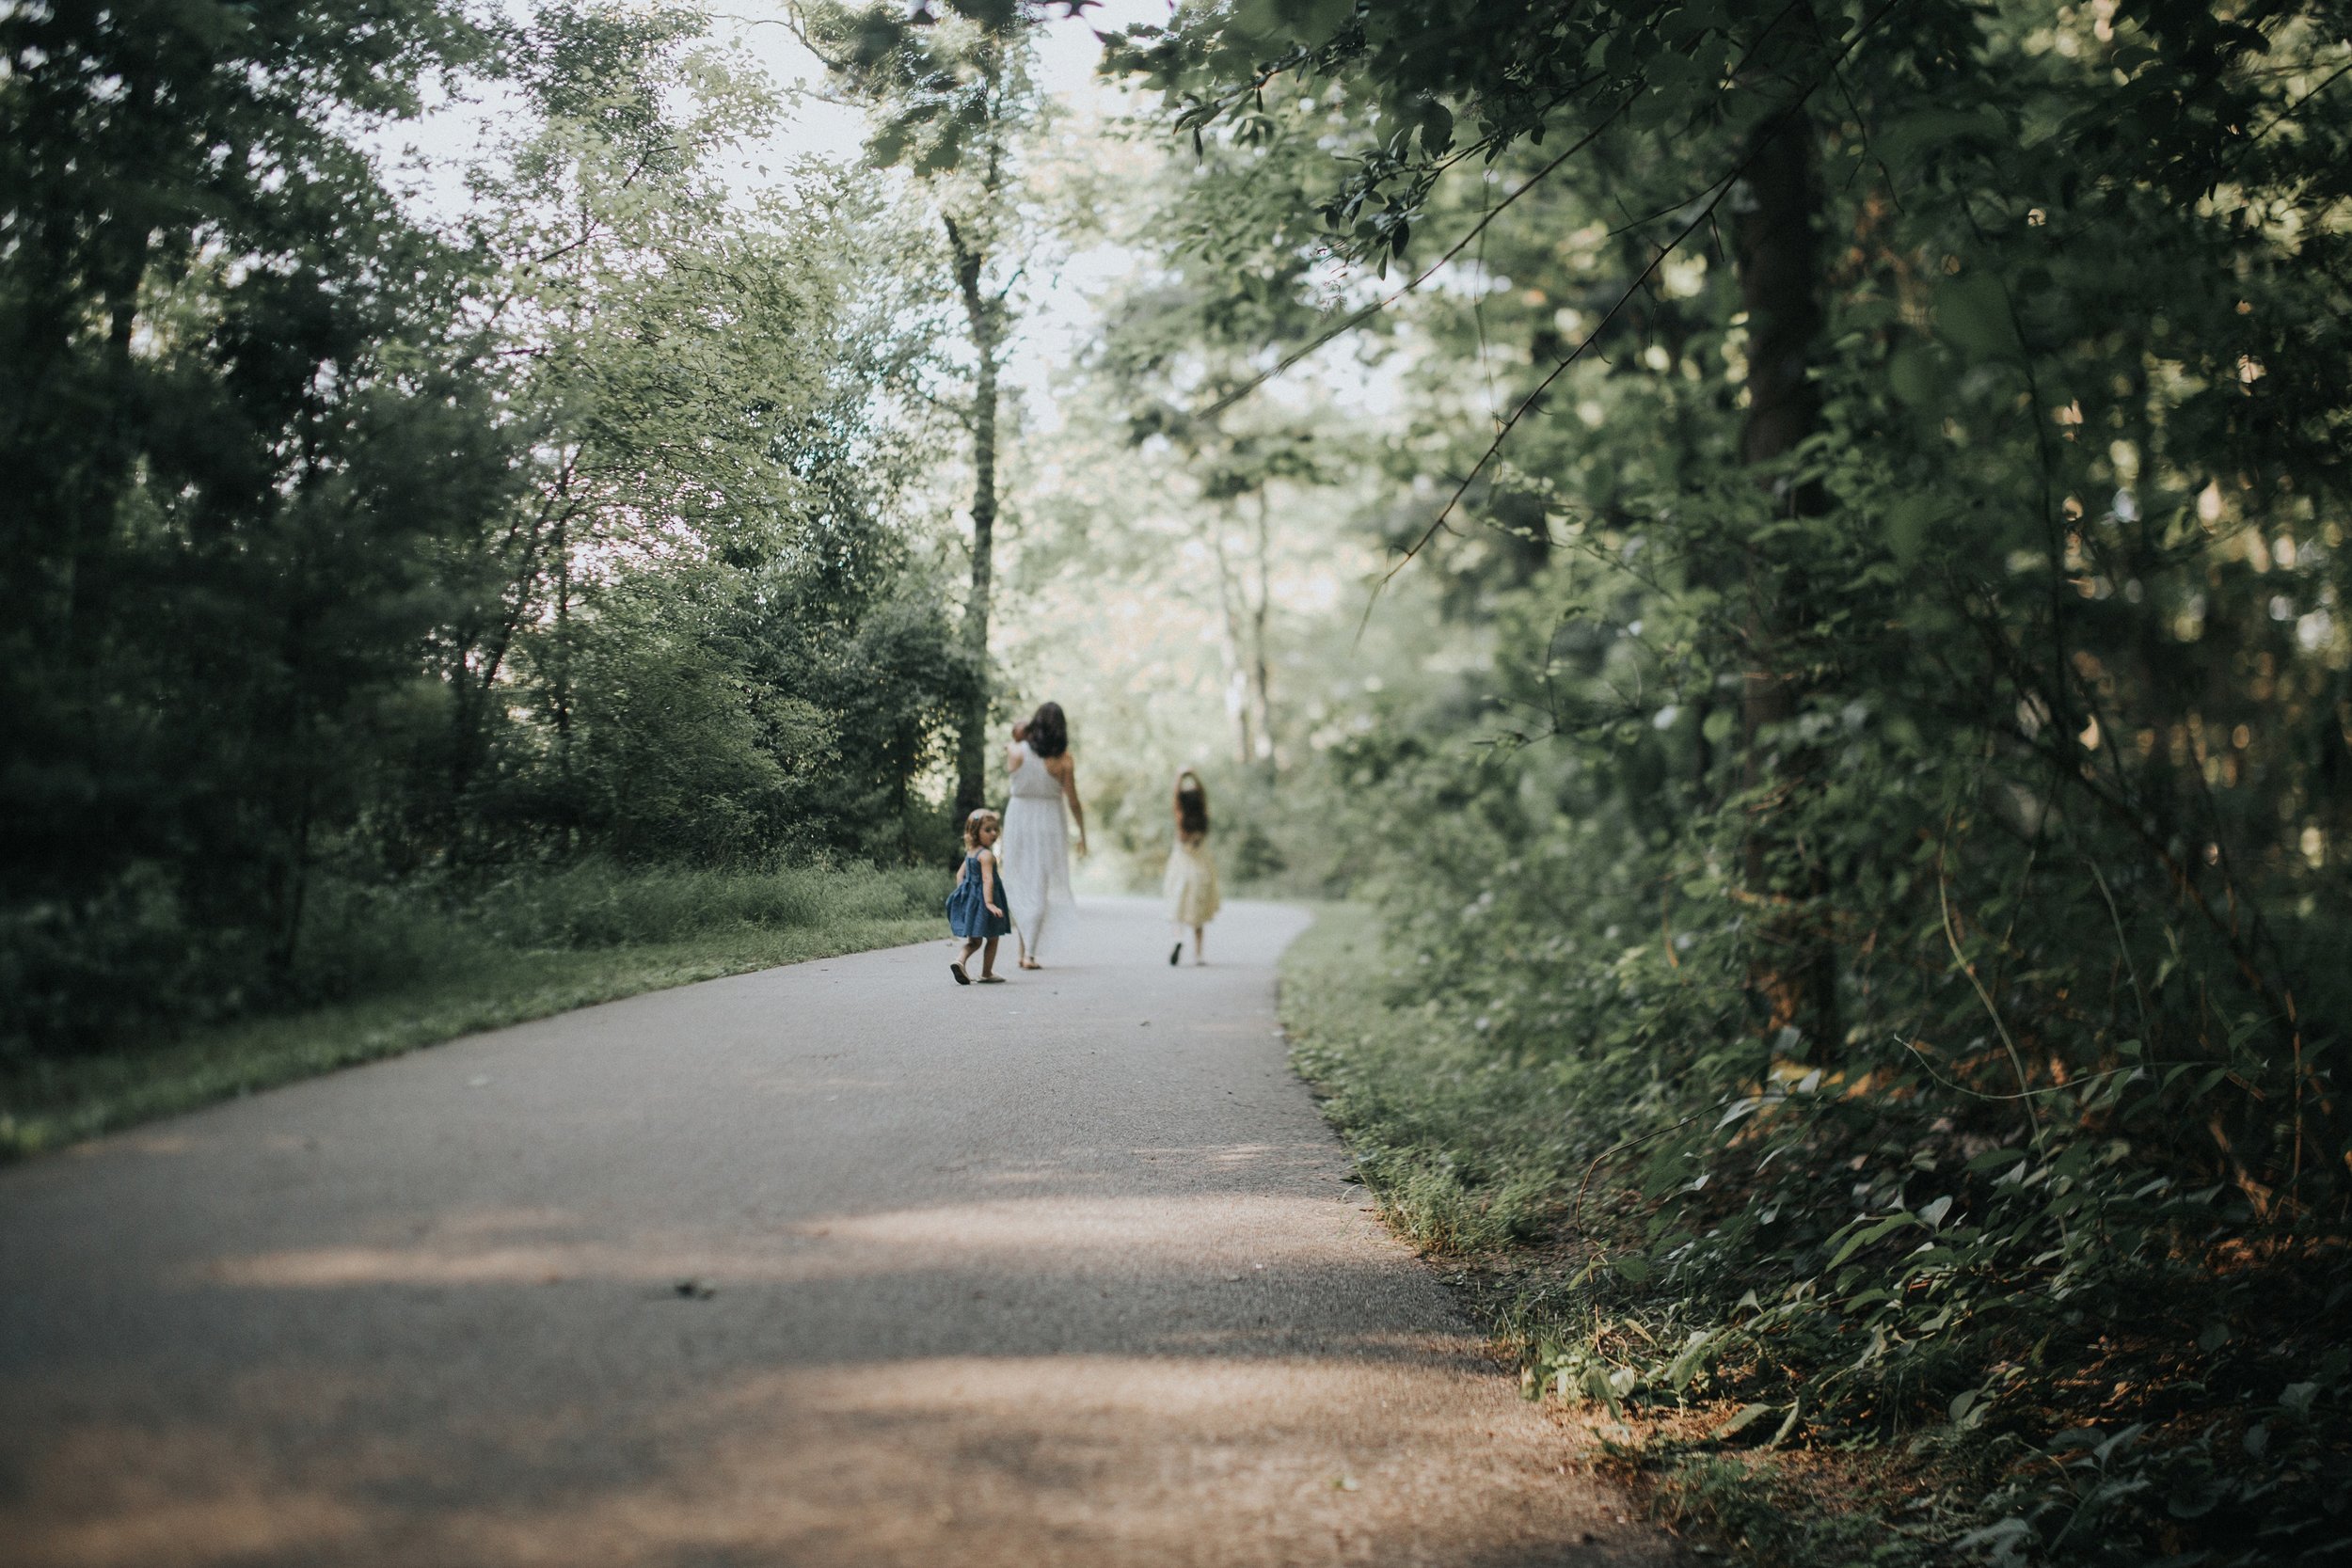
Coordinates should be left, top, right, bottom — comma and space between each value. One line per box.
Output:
1, 895, 1675, 1568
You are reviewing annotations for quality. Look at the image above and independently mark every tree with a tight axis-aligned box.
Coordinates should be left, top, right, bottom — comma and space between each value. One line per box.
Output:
1104, 9, 2352, 1539
1092, 114, 1359, 775
443, 5, 977, 867
0, 1, 979, 1052
0, 0, 510, 1044
796, 0, 1065, 828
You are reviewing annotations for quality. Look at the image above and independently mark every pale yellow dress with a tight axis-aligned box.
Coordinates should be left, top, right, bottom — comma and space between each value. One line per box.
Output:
1163, 832, 1221, 927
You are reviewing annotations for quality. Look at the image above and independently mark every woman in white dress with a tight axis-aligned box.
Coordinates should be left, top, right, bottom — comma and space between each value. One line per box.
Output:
998, 701, 1087, 971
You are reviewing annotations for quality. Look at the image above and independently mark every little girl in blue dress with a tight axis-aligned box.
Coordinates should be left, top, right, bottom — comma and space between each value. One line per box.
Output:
946, 808, 1012, 985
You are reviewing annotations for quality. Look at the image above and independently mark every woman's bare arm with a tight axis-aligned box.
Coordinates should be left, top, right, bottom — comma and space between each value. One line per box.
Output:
1055, 757, 1088, 853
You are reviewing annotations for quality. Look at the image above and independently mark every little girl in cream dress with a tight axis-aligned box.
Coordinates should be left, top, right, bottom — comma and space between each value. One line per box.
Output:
1164, 768, 1221, 965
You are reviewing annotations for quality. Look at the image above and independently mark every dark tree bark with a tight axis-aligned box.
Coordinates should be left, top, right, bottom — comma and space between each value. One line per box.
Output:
946, 212, 1000, 831
1248, 487, 1276, 778
1733, 24, 1839, 1055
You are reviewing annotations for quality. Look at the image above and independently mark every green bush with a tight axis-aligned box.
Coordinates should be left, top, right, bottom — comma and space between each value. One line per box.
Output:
465, 859, 935, 951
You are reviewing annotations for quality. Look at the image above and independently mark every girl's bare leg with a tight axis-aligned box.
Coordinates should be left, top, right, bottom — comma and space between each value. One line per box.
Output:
979, 936, 1001, 978
1192, 925, 1206, 964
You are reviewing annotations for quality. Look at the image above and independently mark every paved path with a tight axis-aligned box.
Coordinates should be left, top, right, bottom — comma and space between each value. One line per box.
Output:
1, 896, 1672, 1568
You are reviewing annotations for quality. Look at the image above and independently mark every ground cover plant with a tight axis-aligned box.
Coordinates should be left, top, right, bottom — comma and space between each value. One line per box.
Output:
1285, 902, 2350, 1565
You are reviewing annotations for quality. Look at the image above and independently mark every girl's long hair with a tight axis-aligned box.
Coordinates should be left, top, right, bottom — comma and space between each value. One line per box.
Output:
1174, 769, 1209, 839
1025, 701, 1069, 758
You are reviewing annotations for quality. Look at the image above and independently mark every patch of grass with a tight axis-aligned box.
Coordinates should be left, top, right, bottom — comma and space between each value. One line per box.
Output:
1279, 902, 1580, 1255
0, 861, 939, 1162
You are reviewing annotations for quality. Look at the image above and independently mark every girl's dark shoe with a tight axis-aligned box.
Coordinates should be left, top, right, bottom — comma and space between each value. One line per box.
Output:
1168, 942, 1183, 966
950, 962, 971, 985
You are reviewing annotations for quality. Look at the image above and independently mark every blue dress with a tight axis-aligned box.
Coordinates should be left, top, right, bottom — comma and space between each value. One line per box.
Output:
946, 849, 1013, 939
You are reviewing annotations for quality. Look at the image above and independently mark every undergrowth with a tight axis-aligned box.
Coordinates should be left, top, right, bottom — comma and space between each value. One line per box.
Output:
0, 859, 939, 1161
1282, 904, 2352, 1568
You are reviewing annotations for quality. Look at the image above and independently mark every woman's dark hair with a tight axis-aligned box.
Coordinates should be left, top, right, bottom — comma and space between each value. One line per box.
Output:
1025, 702, 1069, 758
1174, 770, 1209, 839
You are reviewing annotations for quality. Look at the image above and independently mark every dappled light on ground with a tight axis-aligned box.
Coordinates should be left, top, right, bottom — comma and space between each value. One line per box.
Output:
198, 1190, 1380, 1290
12, 1356, 1643, 1568
1, 900, 1667, 1567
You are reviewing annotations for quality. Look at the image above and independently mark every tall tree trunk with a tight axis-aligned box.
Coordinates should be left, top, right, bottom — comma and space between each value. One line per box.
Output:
1248, 487, 1276, 777
947, 214, 999, 831
1207, 504, 1254, 767
1733, 29, 1838, 1054
552, 505, 573, 777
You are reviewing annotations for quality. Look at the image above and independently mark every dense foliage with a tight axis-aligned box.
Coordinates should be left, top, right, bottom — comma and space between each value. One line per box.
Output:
1107, 0, 2352, 1559
1, 2, 973, 1056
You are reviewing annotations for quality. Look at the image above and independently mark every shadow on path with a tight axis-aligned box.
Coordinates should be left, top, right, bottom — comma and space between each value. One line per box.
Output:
0, 898, 1674, 1568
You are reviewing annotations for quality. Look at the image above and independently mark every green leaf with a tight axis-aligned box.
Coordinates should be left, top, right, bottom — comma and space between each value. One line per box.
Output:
1936, 273, 2022, 359
1770, 1400, 1803, 1447
1885, 495, 1946, 566
1887, 341, 1952, 407
1232, 0, 1285, 42
1281, 0, 1358, 40
1612, 1252, 1654, 1286
1827, 1212, 1921, 1270
1665, 1328, 1714, 1391
1419, 100, 1454, 158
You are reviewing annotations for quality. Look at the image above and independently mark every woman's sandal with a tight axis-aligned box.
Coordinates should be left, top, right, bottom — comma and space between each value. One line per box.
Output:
950, 962, 971, 985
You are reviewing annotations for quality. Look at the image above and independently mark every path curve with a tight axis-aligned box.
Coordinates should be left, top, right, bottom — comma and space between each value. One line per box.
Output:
1, 896, 1673, 1567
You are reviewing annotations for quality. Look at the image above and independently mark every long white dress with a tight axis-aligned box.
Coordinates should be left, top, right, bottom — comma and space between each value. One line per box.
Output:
999, 740, 1074, 960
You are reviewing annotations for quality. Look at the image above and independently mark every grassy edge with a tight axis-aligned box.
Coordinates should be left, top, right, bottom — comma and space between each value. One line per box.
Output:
1277, 900, 1920, 1567
0, 913, 937, 1163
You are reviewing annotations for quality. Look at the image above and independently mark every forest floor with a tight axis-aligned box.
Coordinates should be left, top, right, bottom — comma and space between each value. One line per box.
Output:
0, 864, 940, 1162
0, 895, 1675, 1568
